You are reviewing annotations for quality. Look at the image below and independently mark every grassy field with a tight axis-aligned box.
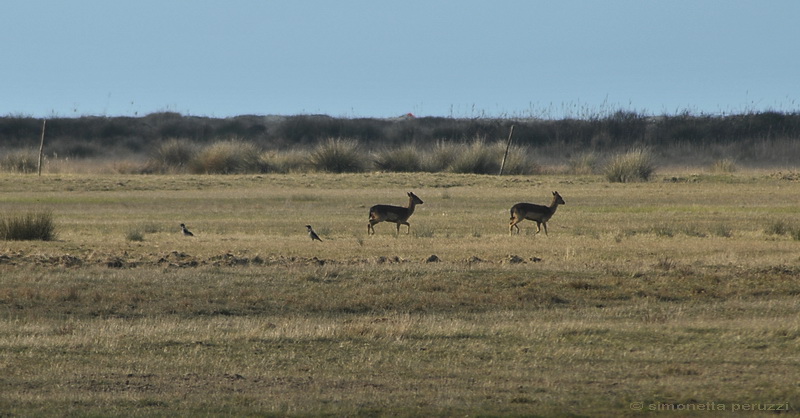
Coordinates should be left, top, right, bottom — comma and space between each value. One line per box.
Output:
1, 171, 799, 416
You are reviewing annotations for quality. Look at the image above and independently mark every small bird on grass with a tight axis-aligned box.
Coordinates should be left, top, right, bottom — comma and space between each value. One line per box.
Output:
306, 225, 322, 241
180, 223, 194, 236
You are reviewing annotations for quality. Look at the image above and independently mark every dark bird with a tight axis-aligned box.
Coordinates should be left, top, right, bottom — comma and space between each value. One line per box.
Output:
180, 223, 194, 236
306, 225, 322, 241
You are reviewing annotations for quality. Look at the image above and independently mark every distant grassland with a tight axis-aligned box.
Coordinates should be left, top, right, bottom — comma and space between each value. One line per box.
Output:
1, 171, 799, 416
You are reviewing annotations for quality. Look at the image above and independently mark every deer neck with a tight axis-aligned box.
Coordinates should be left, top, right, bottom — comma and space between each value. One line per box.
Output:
549, 197, 561, 213
406, 198, 418, 215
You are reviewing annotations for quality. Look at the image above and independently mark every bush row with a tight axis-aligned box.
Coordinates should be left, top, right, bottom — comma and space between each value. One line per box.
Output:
145, 137, 657, 181
2, 111, 799, 159
144, 138, 541, 175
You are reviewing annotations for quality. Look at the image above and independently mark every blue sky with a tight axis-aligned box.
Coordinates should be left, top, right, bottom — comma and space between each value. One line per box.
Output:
3, 1, 799, 119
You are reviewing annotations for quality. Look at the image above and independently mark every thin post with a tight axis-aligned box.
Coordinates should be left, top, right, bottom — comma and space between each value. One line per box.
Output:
498, 124, 515, 176
37, 119, 46, 176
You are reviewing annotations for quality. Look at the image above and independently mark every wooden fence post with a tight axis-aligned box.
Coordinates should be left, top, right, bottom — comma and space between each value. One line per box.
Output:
498, 124, 515, 176
37, 119, 47, 176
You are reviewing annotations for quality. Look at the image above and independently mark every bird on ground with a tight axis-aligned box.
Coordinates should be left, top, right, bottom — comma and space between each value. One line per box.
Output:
180, 223, 194, 236
306, 225, 322, 241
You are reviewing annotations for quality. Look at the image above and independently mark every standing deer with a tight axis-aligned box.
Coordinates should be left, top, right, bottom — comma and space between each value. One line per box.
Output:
509, 191, 565, 236
368, 192, 424, 235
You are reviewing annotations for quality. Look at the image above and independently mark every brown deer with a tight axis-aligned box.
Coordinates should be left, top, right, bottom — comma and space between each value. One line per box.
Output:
509, 191, 565, 236
368, 192, 424, 235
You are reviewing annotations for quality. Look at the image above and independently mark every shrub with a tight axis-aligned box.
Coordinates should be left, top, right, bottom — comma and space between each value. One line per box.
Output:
0, 211, 56, 241
422, 141, 462, 172
604, 148, 655, 183
0, 150, 39, 173
189, 139, 265, 174
147, 138, 197, 173
448, 139, 498, 174
373, 145, 423, 172
309, 138, 365, 173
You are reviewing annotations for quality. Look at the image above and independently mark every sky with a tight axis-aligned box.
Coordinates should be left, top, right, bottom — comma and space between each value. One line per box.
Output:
2, 1, 799, 119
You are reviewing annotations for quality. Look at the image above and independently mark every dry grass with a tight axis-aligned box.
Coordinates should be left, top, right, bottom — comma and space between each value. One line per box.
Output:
1, 171, 799, 416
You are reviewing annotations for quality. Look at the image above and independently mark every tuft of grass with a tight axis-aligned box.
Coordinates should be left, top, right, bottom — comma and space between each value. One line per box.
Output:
189, 139, 265, 174
764, 220, 791, 236
0, 211, 56, 241
448, 139, 498, 174
422, 140, 461, 172
373, 145, 423, 172
764, 219, 800, 239
650, 224, 675, 237
680, 224, 707, 238
0, 150, 39, 173
604, 148, 655, 183
147, 138, 197, 173
309, 138, 366, 173
412, 225, 435, 238
711, 223, 733, 238
126, 227, 145, 242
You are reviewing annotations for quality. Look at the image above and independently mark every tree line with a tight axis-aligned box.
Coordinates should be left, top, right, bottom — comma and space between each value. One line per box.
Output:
1, 110, 798, 158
